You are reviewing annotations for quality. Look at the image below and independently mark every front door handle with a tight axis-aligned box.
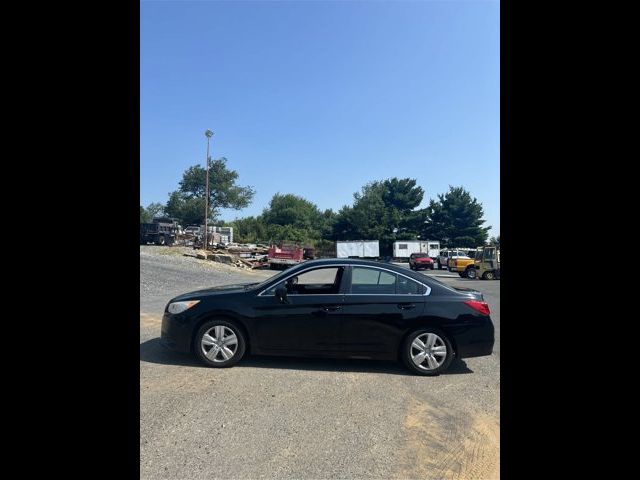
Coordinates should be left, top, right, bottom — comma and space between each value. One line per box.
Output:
323, 306, 342, 312
397, 303, 416, 310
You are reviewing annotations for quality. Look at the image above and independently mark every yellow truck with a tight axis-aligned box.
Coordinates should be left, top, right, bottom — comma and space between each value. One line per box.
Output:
448, 255, 476, 278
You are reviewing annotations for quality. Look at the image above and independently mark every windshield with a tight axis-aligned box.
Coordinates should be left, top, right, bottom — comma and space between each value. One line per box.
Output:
413, 253, 429, 258
247, 268, 293, 291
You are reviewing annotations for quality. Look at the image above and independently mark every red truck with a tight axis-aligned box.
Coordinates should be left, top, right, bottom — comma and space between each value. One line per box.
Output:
267, 244, 315, 269
268, 244, 304, 269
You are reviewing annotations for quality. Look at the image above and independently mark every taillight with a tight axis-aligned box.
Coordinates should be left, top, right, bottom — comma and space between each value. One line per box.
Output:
464, 300, 490, 315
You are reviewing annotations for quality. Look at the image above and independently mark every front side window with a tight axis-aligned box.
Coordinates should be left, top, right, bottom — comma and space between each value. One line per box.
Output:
264, 267, 344, 296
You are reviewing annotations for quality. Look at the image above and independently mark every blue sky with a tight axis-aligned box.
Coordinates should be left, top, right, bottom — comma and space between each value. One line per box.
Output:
141, 0, 500, 236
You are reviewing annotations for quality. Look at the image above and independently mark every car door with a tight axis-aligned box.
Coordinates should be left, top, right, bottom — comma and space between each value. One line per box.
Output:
252, 266, 347, 354
339, 266, 427, 357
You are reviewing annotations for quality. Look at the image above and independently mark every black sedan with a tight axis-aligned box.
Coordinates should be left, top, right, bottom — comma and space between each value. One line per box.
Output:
161, 259, 494, 375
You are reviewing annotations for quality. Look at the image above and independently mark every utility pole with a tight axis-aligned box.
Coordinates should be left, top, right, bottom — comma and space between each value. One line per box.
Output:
204, 129, 214, 250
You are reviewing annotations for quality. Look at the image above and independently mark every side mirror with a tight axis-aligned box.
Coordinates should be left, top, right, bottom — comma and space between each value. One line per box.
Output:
275, 285, 288, 304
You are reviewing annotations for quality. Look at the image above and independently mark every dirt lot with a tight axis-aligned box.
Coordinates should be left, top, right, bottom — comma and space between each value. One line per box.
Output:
140, 246, 500, 479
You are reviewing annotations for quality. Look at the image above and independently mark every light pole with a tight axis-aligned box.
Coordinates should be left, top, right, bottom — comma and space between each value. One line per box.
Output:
204, 129, 214, 250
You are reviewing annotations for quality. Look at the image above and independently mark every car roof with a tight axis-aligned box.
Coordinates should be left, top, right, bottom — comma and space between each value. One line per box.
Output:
274, 258, 462, 295
290, 258, 423, 275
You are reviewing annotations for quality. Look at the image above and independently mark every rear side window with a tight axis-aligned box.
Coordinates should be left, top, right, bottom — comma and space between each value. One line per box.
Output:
351, 267, 397, 294
350, 267, 425, 295
398, 276, 425, 295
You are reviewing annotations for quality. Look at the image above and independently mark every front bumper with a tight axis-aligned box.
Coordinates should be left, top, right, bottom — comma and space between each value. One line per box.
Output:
160, 312, 195, 353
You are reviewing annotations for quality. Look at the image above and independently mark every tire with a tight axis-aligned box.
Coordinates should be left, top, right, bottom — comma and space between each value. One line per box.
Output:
402, 328, 454, 376
194, 320, 246, 368
482, 271, 495, 280
466, 267, 477, 279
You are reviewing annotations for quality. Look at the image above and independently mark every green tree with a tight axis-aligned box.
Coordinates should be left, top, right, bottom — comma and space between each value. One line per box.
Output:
489, 235, 500, 248
165, 157, 255, 226
331, 178, 424, 254
260, 193, 327, 245
140, 206, 150, 223
261, 194, 323, 230
140, 202, 166, 223
231, 216, 268, 244
421, 186, 490, 247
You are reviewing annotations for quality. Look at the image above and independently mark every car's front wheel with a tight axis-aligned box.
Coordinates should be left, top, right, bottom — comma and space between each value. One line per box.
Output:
466, 267, 477, 279
194, 320, 246, 368
402, 329, 454, 376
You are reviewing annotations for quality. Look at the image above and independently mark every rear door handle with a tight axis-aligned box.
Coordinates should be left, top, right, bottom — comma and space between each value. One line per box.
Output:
397, 303, 416, 310
323, 306, 342, 312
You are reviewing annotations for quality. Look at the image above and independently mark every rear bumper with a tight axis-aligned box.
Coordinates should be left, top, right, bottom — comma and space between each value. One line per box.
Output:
449, 319, 495, 358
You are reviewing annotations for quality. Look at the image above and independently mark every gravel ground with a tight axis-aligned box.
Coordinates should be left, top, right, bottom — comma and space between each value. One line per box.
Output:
140, 246, 500, 479
140, 246, 274, 315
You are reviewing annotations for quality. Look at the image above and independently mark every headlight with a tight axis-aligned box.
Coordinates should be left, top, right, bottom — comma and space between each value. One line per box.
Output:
167, 300, 200, 314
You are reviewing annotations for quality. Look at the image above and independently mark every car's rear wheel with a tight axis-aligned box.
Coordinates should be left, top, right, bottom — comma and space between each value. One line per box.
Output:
194, 320, 246, 368
482, 271, 495, 280
402, 329, 454, 376
466, 267, 477, 279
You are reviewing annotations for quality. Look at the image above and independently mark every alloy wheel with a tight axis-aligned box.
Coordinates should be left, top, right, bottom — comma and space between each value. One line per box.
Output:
410, 333, 447, 371
200, 325, 238, 362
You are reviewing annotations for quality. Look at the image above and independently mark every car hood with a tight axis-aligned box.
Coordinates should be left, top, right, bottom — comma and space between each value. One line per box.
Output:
170, 284, 251, 301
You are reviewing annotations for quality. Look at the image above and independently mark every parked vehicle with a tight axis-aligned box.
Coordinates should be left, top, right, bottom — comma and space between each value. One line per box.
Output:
161, 258, 494, 376
409, 253, 434, 270
466, 246, 501, 280
268, 244, 304, 269
336, 240, 380, 258
436, 249, 471, 270
140, 217, 178, 245
392, 240, 440, 261
449, 255, 476, 277
184, 225, 201, 236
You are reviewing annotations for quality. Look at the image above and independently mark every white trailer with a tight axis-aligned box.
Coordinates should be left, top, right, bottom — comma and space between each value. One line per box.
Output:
336, 240, 380, 258
393, 240, 440, 260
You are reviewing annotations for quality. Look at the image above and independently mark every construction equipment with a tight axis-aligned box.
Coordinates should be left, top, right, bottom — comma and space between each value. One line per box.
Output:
465, 246, 501, 280
140, 217, 178, 245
